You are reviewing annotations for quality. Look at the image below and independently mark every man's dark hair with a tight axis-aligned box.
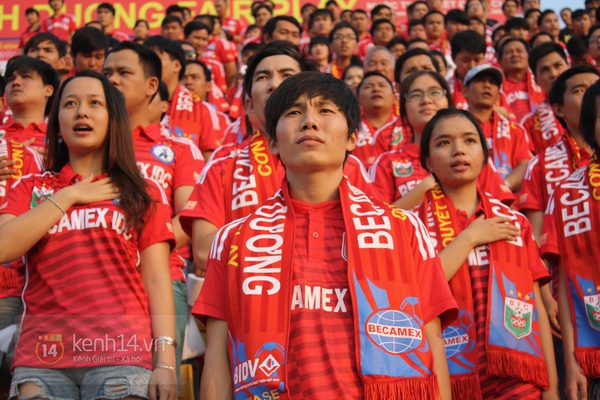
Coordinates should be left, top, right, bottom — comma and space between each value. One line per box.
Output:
549, 64, 600, 127
166, 4, 184, 15
162, 15, 182, 28
356, 70, 394, 93
242, 42, 266, 55
430, 50, 447, 67
23, 33, 66, 58
572, 9, 590, 20
502, 0, 519, 10
407, 1, 428, 16
394, 48, 439, 83
566, 35, 590, 58
497, 37, 530, 59
386, 36, 408, 50
264, 72, 360, 147
445, 9, 470, 25
309, 9, 333, 29
423, 10, 444, 25
4, 56, 60, 116
528, 42, 567, 74
184, 21, 211, 38
352, 9, 368, 17
492, 25, 505, 41
243, 41, 319, 99
144, 36, 185, 80
420, 108, 488, 171
409, 19, 425, 30
524, 8, 541, 20
504, 16, 529, 32
25, 7, 39, 16
329, 21, 358, 42
451, 29, 486, 57
194, 14, 214, 33
252, 3, 273, 18
301, 2, 317, 13
538, 10, 557, 26
585, 0, 597, 7
185, 59, 212, 82
529, 31, 553, 46
97, 3, 115, 15
580, 80, 600, 153
71, 27, 108, 57
371, 4, 392, 20
370, 19, 395, 36
408, 37, 429, 47
263, 16, 302, 39
588, 23, 600, 40
108, 41, 162, 82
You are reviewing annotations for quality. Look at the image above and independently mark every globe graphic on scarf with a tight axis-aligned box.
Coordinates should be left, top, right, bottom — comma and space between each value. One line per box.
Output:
367, 309, 422, 354
442, 325, 468, 358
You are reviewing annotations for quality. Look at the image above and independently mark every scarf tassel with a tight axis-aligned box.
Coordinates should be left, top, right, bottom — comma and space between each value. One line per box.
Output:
363, 375, 440, 400
451, 374, 482, 400
487, 348, 550, 390
0, 267, 19, 288
575, 348, 600, 377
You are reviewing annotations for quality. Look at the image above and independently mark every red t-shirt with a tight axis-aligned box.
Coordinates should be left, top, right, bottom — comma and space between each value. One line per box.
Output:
2, 164, 174, 369
520, 99, 565, 155
357, 38, 375, 59
221, 17, 245, 37
503, 77, 533, 122
220, 116, 246, 146
454, 202, 548, 399
202, 37, 237, 66
201, 57, 228, 94
0, 138, 44, 299
133, 124, 204, 279
193, 196, 457, 398
106, 29, 130, 42
41, 13, 77, 42
356, 115, 407, 169
19, 26, 41, 49
369, 142, 514, 206
1, 119, 47, 153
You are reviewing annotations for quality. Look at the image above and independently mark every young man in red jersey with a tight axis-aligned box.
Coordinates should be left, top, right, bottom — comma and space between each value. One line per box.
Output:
194, 70, 458, 400
103, 41, 205, 394
215, 0, 245, 43
96, 3, 129, 41
18, 8, 41, 50
520, 42, 569, 154
40, 0, 76, 42
144, 35, 220, 161
24, 33, 67, 71
194, 15, 238, 87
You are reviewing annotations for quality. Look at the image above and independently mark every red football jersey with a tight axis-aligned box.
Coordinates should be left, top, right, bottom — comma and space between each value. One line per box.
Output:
105, 29, 130, 42
19, 26, 41, 49
202, 37, 237, 66
0, 119, 47, 153
201, 57, 228, 94
221, 17, 246, 37
356, 115, 408, 169
520, 100, 565, 155
40, 13, 77, 42
133, 124, 204, 280
1, 165, 174, 369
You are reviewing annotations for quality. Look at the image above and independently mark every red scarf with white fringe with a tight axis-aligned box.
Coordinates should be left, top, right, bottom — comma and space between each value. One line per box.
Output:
226, 177, 439, 400
420, 185, 549, 399
223, 130, 280, 223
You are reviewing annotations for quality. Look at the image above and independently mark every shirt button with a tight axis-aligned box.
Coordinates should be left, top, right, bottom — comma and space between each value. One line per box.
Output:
312, 232, 319, 238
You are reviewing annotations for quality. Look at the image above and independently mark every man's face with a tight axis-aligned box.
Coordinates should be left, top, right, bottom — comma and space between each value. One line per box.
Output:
399, 54, 436, 83
466, 0, 485, 19
365, 49, 395, 81
470, 20, 486, 36
49, 0, 63, 12
409, 24, 427, 39
425, 13, 444, 39
326, 4, 340, 21
500, 40, 528, 72
589, 28, 600, 60
373, 7, 393, 21
358, 74, 395, 112
154, 49, 181, 85
270, 20, 301, 46
526, 11, 541, 31
341, 10, 352, 23
254, 8, 272, 28
503, 1, 518, 19
312, 15, 333, 36
522, 0, 540, 11
97, 8, 114, 28
269, 94, 357, 174
373, 22, 395, 46
5, 70, 53, 111
215, 0, 227, 17
162, 22, 183, 40
510, 27, 530, 39
574, 15, 592, 34
463, 73, 500, 109
27, 40, 63, 70
541, 13, 560, 37
554, 72, 600, 132
446, 21, 468, 40
453, 50, 485, 80
561, 9, 572, 25
411, 3, 429, 20
331, 26, 358, 57
302, 5, 316, 23
427, 0, 443, 11
534, 52, 568, 93
246, 54, 302, 126
351, 12, 369, 33
103, 49, 157, 111
390, 42, 407, 59
74, 49, 106, 73
187, 29, 210, 53
26, 12, 39, 25
182, 62, 210, 99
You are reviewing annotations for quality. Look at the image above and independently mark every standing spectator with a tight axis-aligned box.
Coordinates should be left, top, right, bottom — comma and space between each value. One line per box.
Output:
134, 19, 149, 42
262, 16, 302, 46
572, 9, 593, 36
40, 0, 76, 42
162, 15, 184, 41
538, 10, 561, 43
18, 8, 41, 50
215, 0, 245, 43
97, 3, 129, 41
559, 8, 574, 43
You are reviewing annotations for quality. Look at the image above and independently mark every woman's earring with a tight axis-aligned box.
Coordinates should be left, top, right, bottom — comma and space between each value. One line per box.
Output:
58, 135, 63, 144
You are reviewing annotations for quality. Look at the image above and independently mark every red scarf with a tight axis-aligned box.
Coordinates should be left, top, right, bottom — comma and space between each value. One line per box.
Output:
525, 100, 565, 154
487, 111, 530, 179
326, 60, 344, 79
227, 177, 440, 399
505, 70, 545, 114
420, 185, 550, 399
166, 84, 203, 143
223, 130, 280, 223
554, 154, 600, 377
